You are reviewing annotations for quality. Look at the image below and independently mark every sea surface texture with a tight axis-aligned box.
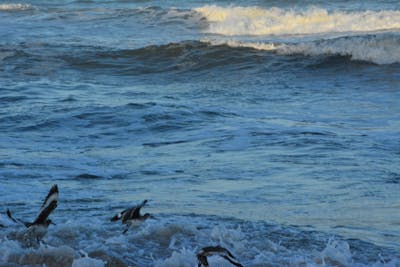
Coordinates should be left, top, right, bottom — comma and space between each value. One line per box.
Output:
0, 0, 399, 266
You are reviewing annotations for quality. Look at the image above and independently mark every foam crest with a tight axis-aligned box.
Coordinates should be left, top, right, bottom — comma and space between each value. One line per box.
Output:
210, 225, 246, 252
0, 3, 31, 11
205, 39, 278, 51
277, 35, 400, 64
195, 5, 400, 36
319, 238, 352, 266
154, 248, 197, 267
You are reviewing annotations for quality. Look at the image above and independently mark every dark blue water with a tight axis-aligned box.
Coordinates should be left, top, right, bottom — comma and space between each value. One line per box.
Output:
0, 1, 399, 266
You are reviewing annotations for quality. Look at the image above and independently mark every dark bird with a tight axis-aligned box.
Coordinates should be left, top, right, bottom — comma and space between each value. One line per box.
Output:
197, 246, 243, 267
110, 200, 151, 233
6, 184, 58, 243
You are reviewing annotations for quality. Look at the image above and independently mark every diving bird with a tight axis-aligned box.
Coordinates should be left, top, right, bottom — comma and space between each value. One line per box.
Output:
6, 184, 58, 243
110, 199, 151, 233
197, 246, 243, 267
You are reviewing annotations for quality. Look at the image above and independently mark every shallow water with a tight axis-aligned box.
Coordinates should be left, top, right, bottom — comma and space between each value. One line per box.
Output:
0, 0, 399, 266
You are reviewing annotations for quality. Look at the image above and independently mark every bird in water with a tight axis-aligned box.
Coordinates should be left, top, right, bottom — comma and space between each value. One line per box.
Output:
110, 199, 152, 233
197, 245, 243, 267
6, 184, 58, 245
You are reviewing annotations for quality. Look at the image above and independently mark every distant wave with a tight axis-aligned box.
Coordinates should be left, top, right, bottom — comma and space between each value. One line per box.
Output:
205, 33, 400, 64
195, 5, 400, 36
0, 3, 31, 11
0, 51, 15, 62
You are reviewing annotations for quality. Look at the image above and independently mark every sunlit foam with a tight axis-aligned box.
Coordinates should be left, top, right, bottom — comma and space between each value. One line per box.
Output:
195, 5, 400, 36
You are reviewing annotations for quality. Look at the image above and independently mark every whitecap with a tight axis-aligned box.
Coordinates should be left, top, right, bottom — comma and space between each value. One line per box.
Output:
319, 237, 352, 267
0, 3, 31, 11
195, 5, 400, 36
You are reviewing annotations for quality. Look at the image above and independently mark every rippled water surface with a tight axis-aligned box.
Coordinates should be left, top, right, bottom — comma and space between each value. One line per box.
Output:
0, 0, 399, 266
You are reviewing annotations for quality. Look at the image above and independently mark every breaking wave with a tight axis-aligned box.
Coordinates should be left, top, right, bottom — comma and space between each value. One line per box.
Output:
1, 215, 399, 266
206, 33, 400, 64
195, 5, 400, 36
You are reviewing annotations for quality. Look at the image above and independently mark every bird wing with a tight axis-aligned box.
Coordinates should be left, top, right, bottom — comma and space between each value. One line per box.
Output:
210, 246, 236, 259
111, 200, 148, 223
5, 209, 29, 227
221, 247, 236, 259
6, 209, 20, 224
222, 255, 243, 267
111, 208, 128, 222
40, 184, 59, 213
198, 246, 240, 265
197, 254, 209, 267
32, 200, 57, 225
122, 200, 148, 222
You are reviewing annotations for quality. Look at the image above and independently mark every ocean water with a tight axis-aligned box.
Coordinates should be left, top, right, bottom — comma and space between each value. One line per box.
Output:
0, 0, 399, 266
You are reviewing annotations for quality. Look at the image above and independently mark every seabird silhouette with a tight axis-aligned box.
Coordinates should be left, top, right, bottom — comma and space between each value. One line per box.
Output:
110, 199, 151, 233
197, 246, 243, 267
6, 184, 58, 244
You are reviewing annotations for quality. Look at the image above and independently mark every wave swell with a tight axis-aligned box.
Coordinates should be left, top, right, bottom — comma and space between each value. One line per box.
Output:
3, 33, 399, 83
195, 5, 400, 36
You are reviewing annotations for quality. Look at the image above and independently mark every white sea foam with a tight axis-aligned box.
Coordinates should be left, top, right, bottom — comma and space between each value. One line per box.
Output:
4, 244, 76, 266
205, 34, 400, 64
205, 39, 278, 51
0, 215, 399, 266
72, 257, 105, 267
210, 225, 246, 252
278, 36, 400, 64
154, 248, 197, 267
0, 3, 31, 11
195, 5, 400, 36
0, 239, 21, 263
319, 237, 352, 266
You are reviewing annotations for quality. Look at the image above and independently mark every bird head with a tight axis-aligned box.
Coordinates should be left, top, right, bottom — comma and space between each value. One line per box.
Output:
143, 213, 153, 220
45, 219, 56, 226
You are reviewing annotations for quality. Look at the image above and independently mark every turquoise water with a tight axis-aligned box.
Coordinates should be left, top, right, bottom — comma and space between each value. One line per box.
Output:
0, 1, 399, 266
